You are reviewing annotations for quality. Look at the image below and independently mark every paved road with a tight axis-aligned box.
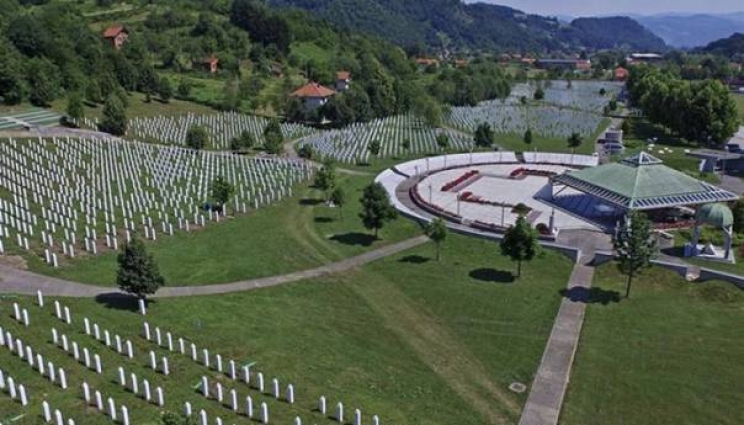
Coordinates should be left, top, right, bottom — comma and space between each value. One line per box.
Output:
0, 236, 429, 298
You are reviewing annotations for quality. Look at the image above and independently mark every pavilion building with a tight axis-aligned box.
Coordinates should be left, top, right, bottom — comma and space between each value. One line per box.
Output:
549, 152, 739, 227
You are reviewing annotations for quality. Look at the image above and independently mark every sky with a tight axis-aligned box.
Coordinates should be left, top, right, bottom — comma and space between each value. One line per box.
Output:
467, 0, 744, 17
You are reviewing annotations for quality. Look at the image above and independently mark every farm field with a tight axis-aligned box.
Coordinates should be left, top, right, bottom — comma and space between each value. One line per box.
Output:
0, 233, 573, 425
561, 265, 744, 425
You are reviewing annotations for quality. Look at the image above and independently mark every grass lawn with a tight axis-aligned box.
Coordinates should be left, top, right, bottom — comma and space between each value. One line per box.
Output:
561, 264, 744, 425
621, 119, 720, 183
0, 233, 573, 425
734, 94, 744, 122
31, 173, 421, 286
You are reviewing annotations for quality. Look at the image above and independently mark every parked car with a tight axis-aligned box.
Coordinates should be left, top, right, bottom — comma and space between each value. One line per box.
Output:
603, 143, 625, 154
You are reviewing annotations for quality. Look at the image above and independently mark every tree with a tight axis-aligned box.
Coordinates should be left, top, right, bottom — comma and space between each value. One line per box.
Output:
474, 123, 494, 148
66, 92, 84, 124
368, 139, 381, 159
613, 211, 656, 298
26, 58, 60, 107
533, 87, 545, 101
177, 79, 192, 99
567, 132, 583, 149
116, 236, 165, 299
158, 77, 173, 103
500, 216, 538, 278
263, 119, 284, 154
359, 182, 397, 238
401, 138, 411, 155
523, 129, 533, 145
330, 187, 346, 220
230, 130, 255, 153
314, 159, 336, 201
297, 144, 314, 159
186, 125, 209, 151
621, 119, 632, 136
436, 133, 450, 151
99, 94, 127, 136
599, 87, 607, 96
425, 218, 448, 261
210, 176, 234, 212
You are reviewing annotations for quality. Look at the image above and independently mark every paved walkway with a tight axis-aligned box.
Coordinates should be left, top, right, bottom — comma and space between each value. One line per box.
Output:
518, 230, 605, 425
0, 236, 429, 298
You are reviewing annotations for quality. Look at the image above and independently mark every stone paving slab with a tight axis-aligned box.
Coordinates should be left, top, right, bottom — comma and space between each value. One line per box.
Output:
518, 262, 594, 425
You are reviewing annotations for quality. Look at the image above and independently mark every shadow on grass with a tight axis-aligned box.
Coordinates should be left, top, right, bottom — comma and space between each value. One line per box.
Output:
94, 293, 152, 312
300, 198, 324, 206
399, 255, 431, 264
314, 217, 334, 224
469, 268, 515, 284
329, 232, 377, 246
560, 286, 621, 305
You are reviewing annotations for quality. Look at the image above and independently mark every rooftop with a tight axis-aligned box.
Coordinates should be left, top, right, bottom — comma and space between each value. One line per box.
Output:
291, 83, 336, 98
551, 152, 739, 210
103, 26, 126, 38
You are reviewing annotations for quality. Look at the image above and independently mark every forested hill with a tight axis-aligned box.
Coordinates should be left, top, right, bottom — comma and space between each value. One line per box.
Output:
700, 33, 744, 59
267, 0, 667, 52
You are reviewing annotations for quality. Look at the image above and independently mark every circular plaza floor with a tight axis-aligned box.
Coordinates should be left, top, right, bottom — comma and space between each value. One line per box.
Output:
415, 163, 605, 232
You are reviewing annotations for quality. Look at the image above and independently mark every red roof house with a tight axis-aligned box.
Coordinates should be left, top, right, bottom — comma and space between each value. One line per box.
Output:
103, 26, 129, 50
291, 83, 336, 109
614, 67, 629, 81
194, 55, 219, 74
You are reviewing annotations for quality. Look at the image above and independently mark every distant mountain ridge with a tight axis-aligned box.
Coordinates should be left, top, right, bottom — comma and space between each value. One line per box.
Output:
636, 13, 744, 47
267, 0, 666, 52
700, 33, 744, 58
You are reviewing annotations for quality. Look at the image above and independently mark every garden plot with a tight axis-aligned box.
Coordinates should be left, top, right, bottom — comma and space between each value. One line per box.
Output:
297, 115, 472, 164
0, 137, 312, 266
447, 103, 604, 139
127, 112, 316, 149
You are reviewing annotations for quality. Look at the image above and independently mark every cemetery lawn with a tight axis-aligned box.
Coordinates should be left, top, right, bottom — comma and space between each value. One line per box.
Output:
32, 173, 421, 286
734, 94, 744, 121
0, 232, 573, 425
560, 264, 744, 425
50, 92, 216, 120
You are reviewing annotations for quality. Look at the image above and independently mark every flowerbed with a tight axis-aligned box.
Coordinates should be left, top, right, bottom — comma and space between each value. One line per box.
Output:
441, 170, 479, 191
509, 168, 558, 179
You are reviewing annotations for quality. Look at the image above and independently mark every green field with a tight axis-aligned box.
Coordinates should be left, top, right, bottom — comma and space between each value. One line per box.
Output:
735, 94, 744, 122
0, 233, 573, 425
561, 265, 744, 425
32, 172, 420, 286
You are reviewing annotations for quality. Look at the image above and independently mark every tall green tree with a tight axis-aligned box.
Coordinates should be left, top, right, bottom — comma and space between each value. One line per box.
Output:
263, 119, 284, 154
26, 57, 60, 106
436, 133, 450, 151
314, 159, 336, 201
500, 216, 538, 278
66, 92, 84, 124
158, 77, 173, 103
474, 123, 494, 148
359, 182, 397, 238
210, 176, 235, 212
567, 132, 583, 149
99, 94, 127, 136
425, 218, 448, 261
368, 139, 381, 159
117, 236, 165, 299
613, 211, 656, 298
330, 187, 346, 220
523, 129, 533, 145
186, 125, 209, 151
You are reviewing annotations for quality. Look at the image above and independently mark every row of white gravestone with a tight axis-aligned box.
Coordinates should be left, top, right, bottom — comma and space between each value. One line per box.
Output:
112, 367, 167, 407
82, 317, 136, 358
52, 300, 73, 325
11, 302, 31, 326
0, 368, 28, 405
1, 325, 68, 390
81, 383, 132, 425
41, 401, 76, 425
53, 330, 104, 374
0, 136, 309, 259
148, 350, 171, 375
186, 396, 270, 425
317, 396, 380, 425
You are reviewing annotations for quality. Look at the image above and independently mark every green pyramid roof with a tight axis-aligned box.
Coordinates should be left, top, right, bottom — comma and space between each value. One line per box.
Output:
552, 153, 739, 210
